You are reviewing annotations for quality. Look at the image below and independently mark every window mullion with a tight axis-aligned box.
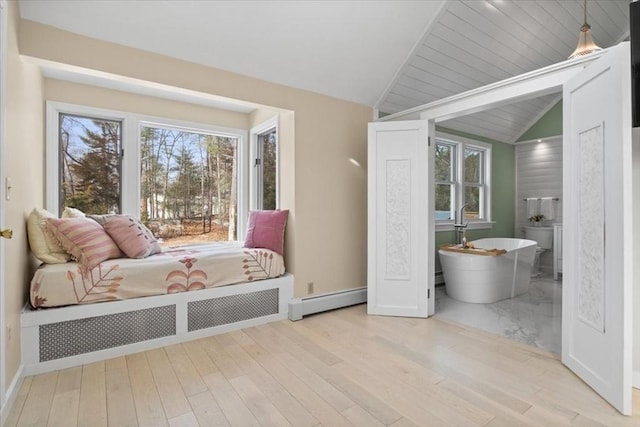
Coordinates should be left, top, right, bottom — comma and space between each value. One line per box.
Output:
457, 142, 464, 219
121, 114, 139, 217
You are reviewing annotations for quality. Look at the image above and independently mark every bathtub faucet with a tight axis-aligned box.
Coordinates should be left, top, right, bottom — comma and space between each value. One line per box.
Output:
453, 203, 470, 245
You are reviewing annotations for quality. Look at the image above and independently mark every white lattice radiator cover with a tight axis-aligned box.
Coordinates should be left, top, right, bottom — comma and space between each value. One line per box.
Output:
21, 275, 293, 375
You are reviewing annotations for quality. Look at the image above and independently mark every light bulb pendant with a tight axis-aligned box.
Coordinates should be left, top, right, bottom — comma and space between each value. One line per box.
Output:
568, 0, 603, 60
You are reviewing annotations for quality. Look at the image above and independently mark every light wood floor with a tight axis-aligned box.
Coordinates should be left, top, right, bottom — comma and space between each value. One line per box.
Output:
5, 304, 640, 427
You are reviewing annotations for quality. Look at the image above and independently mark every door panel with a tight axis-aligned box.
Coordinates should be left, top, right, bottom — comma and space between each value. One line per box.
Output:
368, 121, 430, 317
562, 43, 633, 415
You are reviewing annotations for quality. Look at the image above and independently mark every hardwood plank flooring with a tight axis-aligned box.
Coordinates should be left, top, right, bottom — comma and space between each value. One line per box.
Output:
8, 304, 640, 426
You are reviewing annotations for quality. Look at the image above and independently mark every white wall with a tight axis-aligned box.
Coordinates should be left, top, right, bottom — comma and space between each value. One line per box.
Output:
515, 137, 563, 272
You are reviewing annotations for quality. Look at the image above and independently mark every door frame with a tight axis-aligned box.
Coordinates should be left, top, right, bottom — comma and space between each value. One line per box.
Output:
379, 47, 607, 316
0, 0, 8, 411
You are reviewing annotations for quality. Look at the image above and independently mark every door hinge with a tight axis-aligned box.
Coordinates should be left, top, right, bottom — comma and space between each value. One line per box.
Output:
254, 158, 261, 166
121, 148, 125, 158
428, 289, 431, 299
428, 136, 431, 147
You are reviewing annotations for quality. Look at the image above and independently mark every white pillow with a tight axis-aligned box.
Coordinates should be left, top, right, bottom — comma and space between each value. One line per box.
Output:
62, 207, 85, 218
27, 208, 70, 264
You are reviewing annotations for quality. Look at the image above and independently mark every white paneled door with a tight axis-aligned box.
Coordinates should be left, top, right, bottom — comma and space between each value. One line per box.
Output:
562, 43, 633, 415
367, 121, 431, 317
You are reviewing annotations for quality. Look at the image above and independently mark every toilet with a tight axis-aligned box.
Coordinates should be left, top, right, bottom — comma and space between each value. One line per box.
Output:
523, 226, 553, 277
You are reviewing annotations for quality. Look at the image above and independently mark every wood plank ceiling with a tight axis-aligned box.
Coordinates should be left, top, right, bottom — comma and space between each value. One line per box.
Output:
377, 0, 631, 143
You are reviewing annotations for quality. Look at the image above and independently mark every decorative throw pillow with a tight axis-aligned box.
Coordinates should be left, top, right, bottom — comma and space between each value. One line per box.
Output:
87, 214, 117, 227
26, 208, 70, 264
61, 207, 85, 218
243, 210, 289, 255
47, 217, 123, 269
103, 215, 162, 258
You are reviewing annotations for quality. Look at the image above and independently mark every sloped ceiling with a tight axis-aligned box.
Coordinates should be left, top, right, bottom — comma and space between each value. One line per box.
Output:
19, 0, 631, 143
378, 0, 630, 142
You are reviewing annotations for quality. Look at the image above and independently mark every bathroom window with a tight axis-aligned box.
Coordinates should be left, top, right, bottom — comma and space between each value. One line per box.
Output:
435, 135, 491, 229
435, 142, 457, 221
464, 147, 484, 220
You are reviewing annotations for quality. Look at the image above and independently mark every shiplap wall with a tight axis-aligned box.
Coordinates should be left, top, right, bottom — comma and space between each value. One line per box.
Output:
515, 137, 563, 271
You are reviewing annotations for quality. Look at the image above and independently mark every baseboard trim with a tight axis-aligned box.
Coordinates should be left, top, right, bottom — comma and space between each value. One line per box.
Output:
634, 369, 640, 390
1, 364, 24, 425
288, 287, 366, 321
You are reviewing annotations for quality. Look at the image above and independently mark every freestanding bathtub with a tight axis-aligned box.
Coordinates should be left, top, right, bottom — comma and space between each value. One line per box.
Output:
438, 238, 537, 303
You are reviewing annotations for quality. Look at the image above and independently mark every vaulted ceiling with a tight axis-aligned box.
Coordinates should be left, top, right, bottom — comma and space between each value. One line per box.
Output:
19, 0, 631, 143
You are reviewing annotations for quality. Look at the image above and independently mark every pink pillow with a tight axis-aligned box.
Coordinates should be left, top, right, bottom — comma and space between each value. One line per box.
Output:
47, 217, 123, 269
103, 215, 161, 259
244, 210, 289, 255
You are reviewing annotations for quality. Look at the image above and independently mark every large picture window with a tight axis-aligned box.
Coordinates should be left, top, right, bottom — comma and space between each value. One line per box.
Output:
140, 124, 240, 243
47, 102, 249, 244
435, 135, 491, 229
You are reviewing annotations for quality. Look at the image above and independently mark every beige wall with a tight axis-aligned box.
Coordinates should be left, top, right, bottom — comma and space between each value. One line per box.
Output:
45, 79, 251, 130
4, 1, 44, 395
249, 108, 280, 129
20, 19, 372, 300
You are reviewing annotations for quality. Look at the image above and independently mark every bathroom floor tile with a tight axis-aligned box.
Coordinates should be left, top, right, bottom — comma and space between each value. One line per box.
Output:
435, 275, 562, 354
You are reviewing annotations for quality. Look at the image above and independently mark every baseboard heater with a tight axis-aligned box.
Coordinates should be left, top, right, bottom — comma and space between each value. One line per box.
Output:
288, 287, 367, 321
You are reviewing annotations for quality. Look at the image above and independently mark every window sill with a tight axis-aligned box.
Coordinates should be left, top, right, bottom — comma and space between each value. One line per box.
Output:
435, 221, 495, 232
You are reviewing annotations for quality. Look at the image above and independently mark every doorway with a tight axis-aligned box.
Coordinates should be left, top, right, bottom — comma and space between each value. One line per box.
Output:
433, 99, 564, 355
370, 43, 633, 414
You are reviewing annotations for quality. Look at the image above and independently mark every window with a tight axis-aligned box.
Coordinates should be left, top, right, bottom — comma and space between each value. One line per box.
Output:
140, 124, 240, 242
435, 141, 456, 221
435, 135, 491, 229
250, 117, 278, 210
47, 102, 250, 244
58, 113, 122, 215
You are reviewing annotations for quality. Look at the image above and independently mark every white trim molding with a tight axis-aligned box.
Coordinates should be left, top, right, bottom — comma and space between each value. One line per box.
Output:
0, 0, 8, 414
0, 365, 23, 426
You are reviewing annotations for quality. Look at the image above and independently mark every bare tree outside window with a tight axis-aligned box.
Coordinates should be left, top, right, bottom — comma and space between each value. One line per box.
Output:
464, 148, 483, 219
435, 142, 455, 220
140, 125, 238, 246
259, 129, 277, 210
59, 114, 122, 216
434, 138, 489, 223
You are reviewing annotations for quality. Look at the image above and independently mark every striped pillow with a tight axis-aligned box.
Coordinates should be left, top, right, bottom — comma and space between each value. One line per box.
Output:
47, 217, 123, 269
103, 215, 161, 258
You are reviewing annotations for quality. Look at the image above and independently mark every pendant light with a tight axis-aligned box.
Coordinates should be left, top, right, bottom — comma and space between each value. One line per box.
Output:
568, 0, 603, 59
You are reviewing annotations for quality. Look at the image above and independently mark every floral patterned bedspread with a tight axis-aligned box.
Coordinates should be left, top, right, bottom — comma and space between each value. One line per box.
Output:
30, 242, 285, 309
